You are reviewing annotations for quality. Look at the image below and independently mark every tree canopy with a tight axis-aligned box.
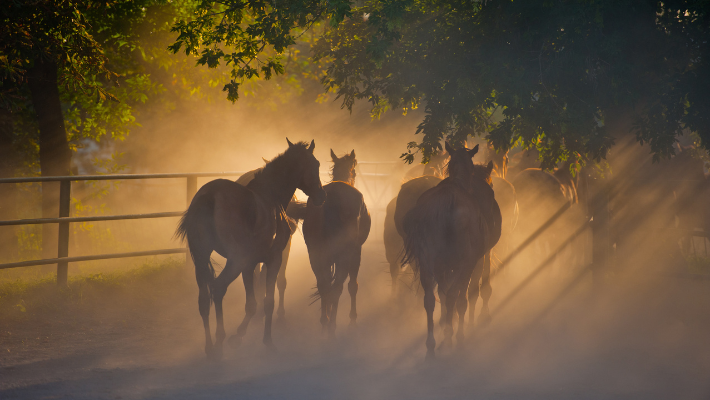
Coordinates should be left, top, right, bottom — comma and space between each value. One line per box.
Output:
168, 0, 353, 102
169, 0, 710, 168
314, 0, 710, 167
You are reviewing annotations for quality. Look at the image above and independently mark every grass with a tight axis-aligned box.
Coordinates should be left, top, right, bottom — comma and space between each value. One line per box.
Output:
0, 257, 190, 321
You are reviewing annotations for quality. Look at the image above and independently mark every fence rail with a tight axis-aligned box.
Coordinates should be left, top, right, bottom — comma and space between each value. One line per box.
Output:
0, 172, 246, 285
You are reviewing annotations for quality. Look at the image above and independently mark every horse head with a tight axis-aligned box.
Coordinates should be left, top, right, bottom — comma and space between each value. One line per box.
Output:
331, 149, 357, 185
444, 142, 479, 180
286, 138, 326, 206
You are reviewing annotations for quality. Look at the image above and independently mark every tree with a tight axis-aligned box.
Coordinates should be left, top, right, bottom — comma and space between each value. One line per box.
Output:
313, 0, 710, 167
0, 0, 161, 258
168, 0, 353, 102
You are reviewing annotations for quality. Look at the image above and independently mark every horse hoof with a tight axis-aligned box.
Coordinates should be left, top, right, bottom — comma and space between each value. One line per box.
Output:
425, 350, 436, 362
478, 315, 492, 327
227, 334, 242, 348
263, 341, 278, 354
206, 346, 223, 361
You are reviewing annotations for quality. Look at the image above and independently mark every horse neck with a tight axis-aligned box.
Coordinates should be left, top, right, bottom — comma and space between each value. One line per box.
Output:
332, 166, 354, 185
248, 166, 299, 209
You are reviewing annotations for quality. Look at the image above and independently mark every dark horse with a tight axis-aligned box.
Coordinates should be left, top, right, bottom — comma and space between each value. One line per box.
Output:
176, 139, 326, 358
385, 151, 449, 298
302, 149, 371, 334
236, 161, 297, 320
403, 143, 501, 359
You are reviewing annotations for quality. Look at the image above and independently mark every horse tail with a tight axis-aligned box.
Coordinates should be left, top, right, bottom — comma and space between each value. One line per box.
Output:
286, 200, 308, 221
401, 206, 429, 279
175, 194, 216, 301
309, 264, 335, 304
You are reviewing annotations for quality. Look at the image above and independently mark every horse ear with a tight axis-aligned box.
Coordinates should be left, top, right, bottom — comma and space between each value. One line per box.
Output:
486, 160, 494, 175
308, 140, 316, 153
444, 142, 455, 155
262, 157, 269, 164
350, 149, 356, 159
330, 149, 338, 162
286, 138, 294, 147
468, 144, 479, 158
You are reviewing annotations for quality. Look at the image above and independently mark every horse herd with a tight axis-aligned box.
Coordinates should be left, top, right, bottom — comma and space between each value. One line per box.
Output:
176, 138, 587, 360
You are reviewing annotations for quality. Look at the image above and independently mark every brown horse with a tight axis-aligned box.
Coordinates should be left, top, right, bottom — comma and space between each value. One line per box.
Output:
384, 151, 449, 297
386, 175, 443, 296
403, 143, 501, 359
236, 161, 296, 320
303, 149, 371, 334
176, 139, 326, 358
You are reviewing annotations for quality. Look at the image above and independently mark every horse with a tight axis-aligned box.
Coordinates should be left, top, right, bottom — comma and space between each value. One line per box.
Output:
386, 175, 444, 296
403, 143, 501, 359
235, 159, 297, 320
384, 152, 449, 298
302, 149, 371, 334
176, 139, 326, 358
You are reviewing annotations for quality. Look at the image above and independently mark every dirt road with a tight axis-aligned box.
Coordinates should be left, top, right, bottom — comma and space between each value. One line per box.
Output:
1, 242, 709, 399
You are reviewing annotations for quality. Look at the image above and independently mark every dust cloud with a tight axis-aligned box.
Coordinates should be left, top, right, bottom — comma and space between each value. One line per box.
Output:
2, 89, 710, 399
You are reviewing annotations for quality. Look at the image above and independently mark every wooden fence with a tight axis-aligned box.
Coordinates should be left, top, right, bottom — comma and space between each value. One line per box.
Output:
0, 172, 244, 285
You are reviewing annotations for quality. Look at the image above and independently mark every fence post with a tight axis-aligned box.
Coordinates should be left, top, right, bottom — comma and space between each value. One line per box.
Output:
185, 176, 197, 268
57, 179, 71, 286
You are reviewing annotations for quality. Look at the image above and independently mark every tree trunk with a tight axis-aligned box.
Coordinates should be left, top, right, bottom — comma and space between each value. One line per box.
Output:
0, 107, 19, 260
26, 59, 72, 260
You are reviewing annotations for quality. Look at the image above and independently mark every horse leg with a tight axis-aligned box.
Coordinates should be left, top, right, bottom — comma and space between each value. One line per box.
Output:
193, 250, 214, 357
456, 274, 472, 347
211, 257, 246, 358
228, 263, 258, 347
438, 283, 447, 328
442, 282, 458, 350
262, 252, 283, 349
348, 247, 361, 326
253, 264, 266, 317
276, 236, 291, 320
421, 272, 436, 361
479, 251, 493, 325
328, 257, 349, 336
468, 258, 484, 328
310, 251, 332, 333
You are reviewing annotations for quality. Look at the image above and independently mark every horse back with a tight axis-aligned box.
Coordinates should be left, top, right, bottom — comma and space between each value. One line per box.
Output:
325, 182, 369, 243
403, 180, 491, 271
206, 179, 277, 255
304, 181, 370, 251
394, 175, 442, 238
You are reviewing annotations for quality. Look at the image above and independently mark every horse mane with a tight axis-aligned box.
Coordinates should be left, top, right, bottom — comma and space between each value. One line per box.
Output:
331, 158, 356, 184
253, 141, 310, 181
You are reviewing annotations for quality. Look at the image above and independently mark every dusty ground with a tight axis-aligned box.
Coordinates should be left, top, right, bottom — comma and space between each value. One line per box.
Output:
1, 242, 709, 400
